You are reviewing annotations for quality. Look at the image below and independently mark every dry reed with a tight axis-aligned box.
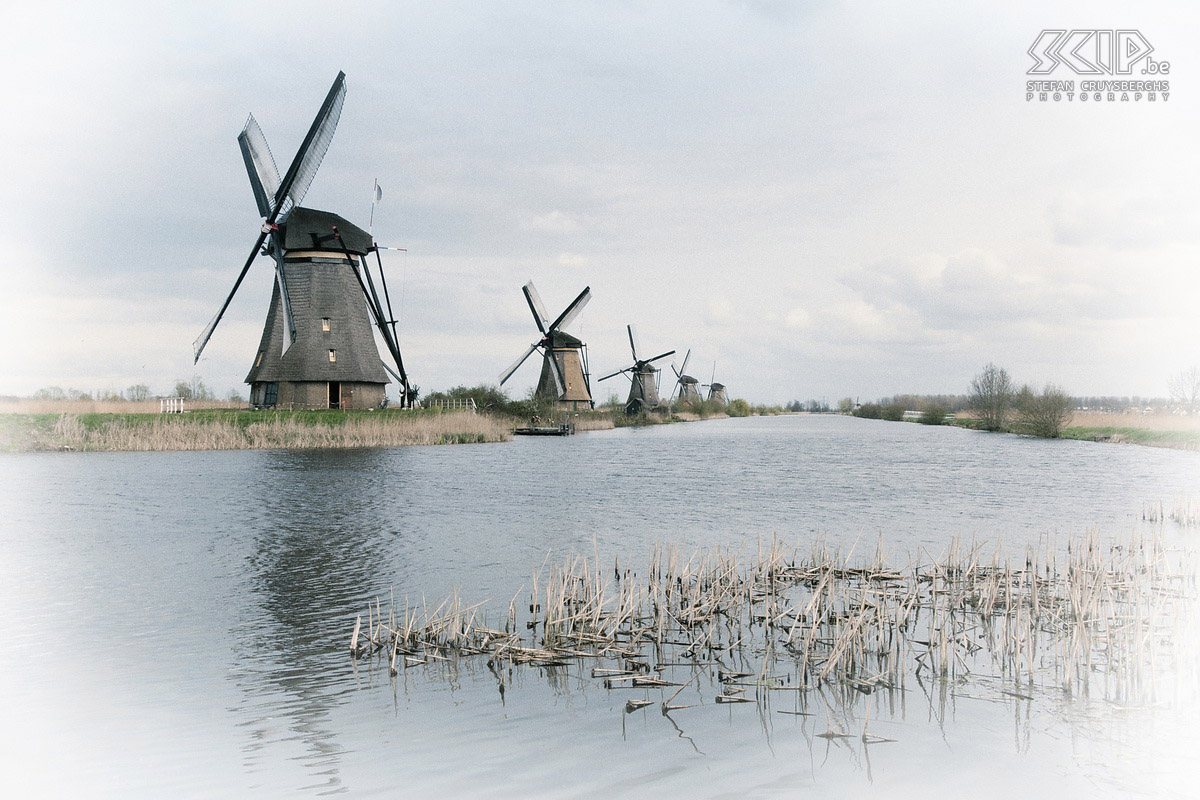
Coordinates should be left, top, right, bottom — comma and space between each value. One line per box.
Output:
355, 532, 1199, 715
33, 411, 510, 451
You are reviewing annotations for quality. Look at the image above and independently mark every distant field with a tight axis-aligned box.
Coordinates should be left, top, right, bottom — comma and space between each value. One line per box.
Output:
1069, 411, 1200, 432
0, 399, 242, 414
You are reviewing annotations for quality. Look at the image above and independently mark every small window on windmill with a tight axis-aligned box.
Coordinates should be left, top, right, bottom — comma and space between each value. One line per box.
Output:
328, 349, 337, 363
321, 318, 331, 332
255, 350, 264, 367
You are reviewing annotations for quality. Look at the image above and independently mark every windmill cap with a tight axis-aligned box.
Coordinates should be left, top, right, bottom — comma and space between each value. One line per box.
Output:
547, 330, 583, 347
282, 207, 373, 255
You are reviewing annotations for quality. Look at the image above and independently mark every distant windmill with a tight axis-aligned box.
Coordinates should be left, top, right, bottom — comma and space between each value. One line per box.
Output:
599, 326, 675, 415
703, 362, 728, 406
499, 282, 594, 410
192, 71, 414, 409
671, 349, 704, 408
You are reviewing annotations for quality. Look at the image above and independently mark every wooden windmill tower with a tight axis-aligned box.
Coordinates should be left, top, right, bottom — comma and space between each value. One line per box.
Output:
192, 72, 414, 410
499, 281, 594, 410
598, 326, 675, 415
670, 349, 704, 408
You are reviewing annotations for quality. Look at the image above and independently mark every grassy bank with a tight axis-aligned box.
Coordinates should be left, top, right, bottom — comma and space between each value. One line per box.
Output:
1, 409, 511, 452
1060, 426, 1200, 450
947, 410, 1200, 451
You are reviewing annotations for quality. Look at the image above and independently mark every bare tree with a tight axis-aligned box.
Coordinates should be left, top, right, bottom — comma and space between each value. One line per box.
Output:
126, 384, 151, 402
1168, 366, 1200, 413
969, 363, 1014, 431
1016, 384, 1074, 438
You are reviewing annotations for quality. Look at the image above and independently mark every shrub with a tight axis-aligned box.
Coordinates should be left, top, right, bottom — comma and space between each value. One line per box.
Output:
853, 403, 882, 419
1015, 384, 1074, 438
919, 404, 948, 425
726, 399, 752, 417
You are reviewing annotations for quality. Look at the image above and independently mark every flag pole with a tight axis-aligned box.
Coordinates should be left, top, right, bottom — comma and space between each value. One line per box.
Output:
369, 177, 379, 236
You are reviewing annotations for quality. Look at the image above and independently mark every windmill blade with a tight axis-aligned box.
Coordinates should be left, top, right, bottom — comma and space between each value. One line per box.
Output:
268, 244, 298, 356
547, 352, 566, 396
522, 281, 549, 334
597, 368, 629, 382
671, 362, 683, 380
499, 342, 540, 385
238, 114, 281, 219
193, 228, 269, 363
679, 349, 691, 377
626, 324, 640, 361
644, 350, 675, 365
273, 71, 348, 221
548, 286, 591, 331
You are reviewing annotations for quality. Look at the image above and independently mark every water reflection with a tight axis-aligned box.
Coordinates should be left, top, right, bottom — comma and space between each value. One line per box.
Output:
232, 448, 411, 794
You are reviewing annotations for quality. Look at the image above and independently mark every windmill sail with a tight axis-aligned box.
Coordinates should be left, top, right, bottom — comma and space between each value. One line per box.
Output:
193, 72, 347, 365
238, 115, 281, 219
275, 71, 347, 221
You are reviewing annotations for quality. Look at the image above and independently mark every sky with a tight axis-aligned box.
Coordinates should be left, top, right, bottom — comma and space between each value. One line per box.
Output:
2, 0, 1197, 404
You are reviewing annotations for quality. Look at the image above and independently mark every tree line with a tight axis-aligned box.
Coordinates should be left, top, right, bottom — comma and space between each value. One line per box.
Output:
28, 377, 243, 403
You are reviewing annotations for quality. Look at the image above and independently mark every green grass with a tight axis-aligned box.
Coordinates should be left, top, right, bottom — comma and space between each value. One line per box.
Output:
1060, 426, 1200, 449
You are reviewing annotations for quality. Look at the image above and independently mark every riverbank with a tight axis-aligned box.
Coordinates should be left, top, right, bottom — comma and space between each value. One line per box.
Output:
946, 410, 1200, 451
0, 409, 513, 452
1059, 410, 1200, 450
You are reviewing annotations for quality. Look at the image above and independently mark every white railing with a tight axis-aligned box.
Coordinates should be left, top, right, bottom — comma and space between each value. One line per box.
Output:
426, 398, 477, 414
160, 397, 185, 414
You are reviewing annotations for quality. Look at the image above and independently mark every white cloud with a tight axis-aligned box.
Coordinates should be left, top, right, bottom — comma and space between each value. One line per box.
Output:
519, 210, 583, 234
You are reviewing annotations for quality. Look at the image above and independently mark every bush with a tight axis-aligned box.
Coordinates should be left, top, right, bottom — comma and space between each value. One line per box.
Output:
1015, 384, 1074, 438
919, 404, 948, 425
881, 403, 905, 422
853, 403, 882, 419
970, 363, 1014, 432
726, 399, 752, 417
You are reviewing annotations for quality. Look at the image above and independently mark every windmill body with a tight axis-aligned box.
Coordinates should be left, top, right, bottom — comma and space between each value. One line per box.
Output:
500, 282, 594, 411
193, 72, 414, 410
598, 326, 674, 415
671, 349, 704, 408
245, 209, 386, 410
535, 330, 592, 407
677, 376, 704, 406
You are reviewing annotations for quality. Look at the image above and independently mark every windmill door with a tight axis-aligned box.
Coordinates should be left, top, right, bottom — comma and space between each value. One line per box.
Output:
328, 381, 341, 409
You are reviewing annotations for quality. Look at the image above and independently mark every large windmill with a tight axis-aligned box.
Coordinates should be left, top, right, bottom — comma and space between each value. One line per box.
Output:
499, 282, 594, 410
599, 326, 675, 415
670, 349, 704, 408
192, 71, 414, 410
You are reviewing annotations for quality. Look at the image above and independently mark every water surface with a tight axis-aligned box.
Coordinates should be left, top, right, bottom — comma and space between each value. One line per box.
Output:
1, 415, 1197, 797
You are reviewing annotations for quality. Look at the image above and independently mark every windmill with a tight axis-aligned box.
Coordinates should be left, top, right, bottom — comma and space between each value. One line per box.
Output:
670, 349, 704, 408
598, 326, 675, 415
704, 363, 728, 406
192, 71, 414, 410
499, 282, 594, 410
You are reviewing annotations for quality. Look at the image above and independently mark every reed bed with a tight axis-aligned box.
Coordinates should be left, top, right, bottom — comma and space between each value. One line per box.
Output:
570, 415, 616, 432
1144, 496, 1200, 528
354, 533, 1199, 716
29, 411, 510, 451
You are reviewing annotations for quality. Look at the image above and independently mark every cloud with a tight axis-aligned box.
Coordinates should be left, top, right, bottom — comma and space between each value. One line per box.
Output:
707, 296, 736, 325
519, 210, 583, 234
